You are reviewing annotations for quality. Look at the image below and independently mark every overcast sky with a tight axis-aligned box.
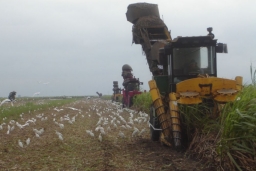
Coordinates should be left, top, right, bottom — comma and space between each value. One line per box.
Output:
0, 0, 255, 97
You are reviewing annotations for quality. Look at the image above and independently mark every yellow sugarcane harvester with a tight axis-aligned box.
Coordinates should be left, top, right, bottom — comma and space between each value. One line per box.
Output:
126, 3, 243, 147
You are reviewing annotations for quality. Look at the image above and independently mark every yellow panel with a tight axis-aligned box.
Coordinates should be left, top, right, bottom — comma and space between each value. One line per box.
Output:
150, 88, 161, 102
148, 80, 158, 89
176, 77, 237, 96
235, 76, 243, 91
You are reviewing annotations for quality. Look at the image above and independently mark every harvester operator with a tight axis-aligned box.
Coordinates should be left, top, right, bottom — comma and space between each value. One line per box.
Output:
184, 60, 202, 74
8, 91, 16, 101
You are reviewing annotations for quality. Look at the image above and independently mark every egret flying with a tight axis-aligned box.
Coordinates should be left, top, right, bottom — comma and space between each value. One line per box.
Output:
0, 99, 12, 106
33, 92, 40, 96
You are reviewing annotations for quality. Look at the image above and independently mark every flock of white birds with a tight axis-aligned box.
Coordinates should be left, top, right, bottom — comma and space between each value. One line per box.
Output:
0, 98, 150, 150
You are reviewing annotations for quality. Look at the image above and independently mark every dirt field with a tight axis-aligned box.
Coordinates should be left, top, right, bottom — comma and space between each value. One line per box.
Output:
0, 98, 215, 171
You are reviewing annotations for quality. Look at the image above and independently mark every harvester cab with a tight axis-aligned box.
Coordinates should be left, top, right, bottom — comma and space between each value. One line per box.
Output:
159, 28, 229, 92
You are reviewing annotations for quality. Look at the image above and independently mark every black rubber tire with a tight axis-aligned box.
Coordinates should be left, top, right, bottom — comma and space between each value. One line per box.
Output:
129, 96, 133, 107
122, 98, 125, 108
149, 106, 161, 141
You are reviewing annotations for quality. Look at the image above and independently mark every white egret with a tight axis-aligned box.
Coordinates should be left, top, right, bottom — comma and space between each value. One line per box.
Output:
54, 107, 63, 112
100, 128, 106, 135
9, 120, 15, 125
10, 125, 15, 131
107, 126, 111, 132
59, 123, 64, 129
58, 134, 63, 141
67, 107, 80, 111
118, 131, 125, 138
26, 138, 30, 146
95, 126, 101, 132
16, 122, 23, 129
33, 128, 44, 135
55, 130, 63, 140
139, 128, 146, 136
86, 130, 94, 137
18, 140, 23, 148
89, 131, 94, 137
71, 116, 76, 122
132, 128, 139, 137
120, 125, 127, 129
98, 133, 102, 142
126, 124, 132, 129
39, 128, 44, 134
96, 118, 103, 126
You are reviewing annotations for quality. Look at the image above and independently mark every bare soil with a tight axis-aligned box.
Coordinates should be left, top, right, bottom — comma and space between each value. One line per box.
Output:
0, 98, 216, 171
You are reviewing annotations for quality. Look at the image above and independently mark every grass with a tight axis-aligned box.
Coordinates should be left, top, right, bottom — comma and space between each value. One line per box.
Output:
0, 98, 76, 122
177, 84, 256, 170
177, 85, 256, 170
250, 62, 256, 86
132, 92, 152, 113
101, 95, 112, 100
217, 85, 256, 170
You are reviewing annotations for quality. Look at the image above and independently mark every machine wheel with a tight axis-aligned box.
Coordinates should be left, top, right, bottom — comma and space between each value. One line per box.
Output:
128, 96, 133, 107
122, 98, 125, 108
149, 105, 161, 141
